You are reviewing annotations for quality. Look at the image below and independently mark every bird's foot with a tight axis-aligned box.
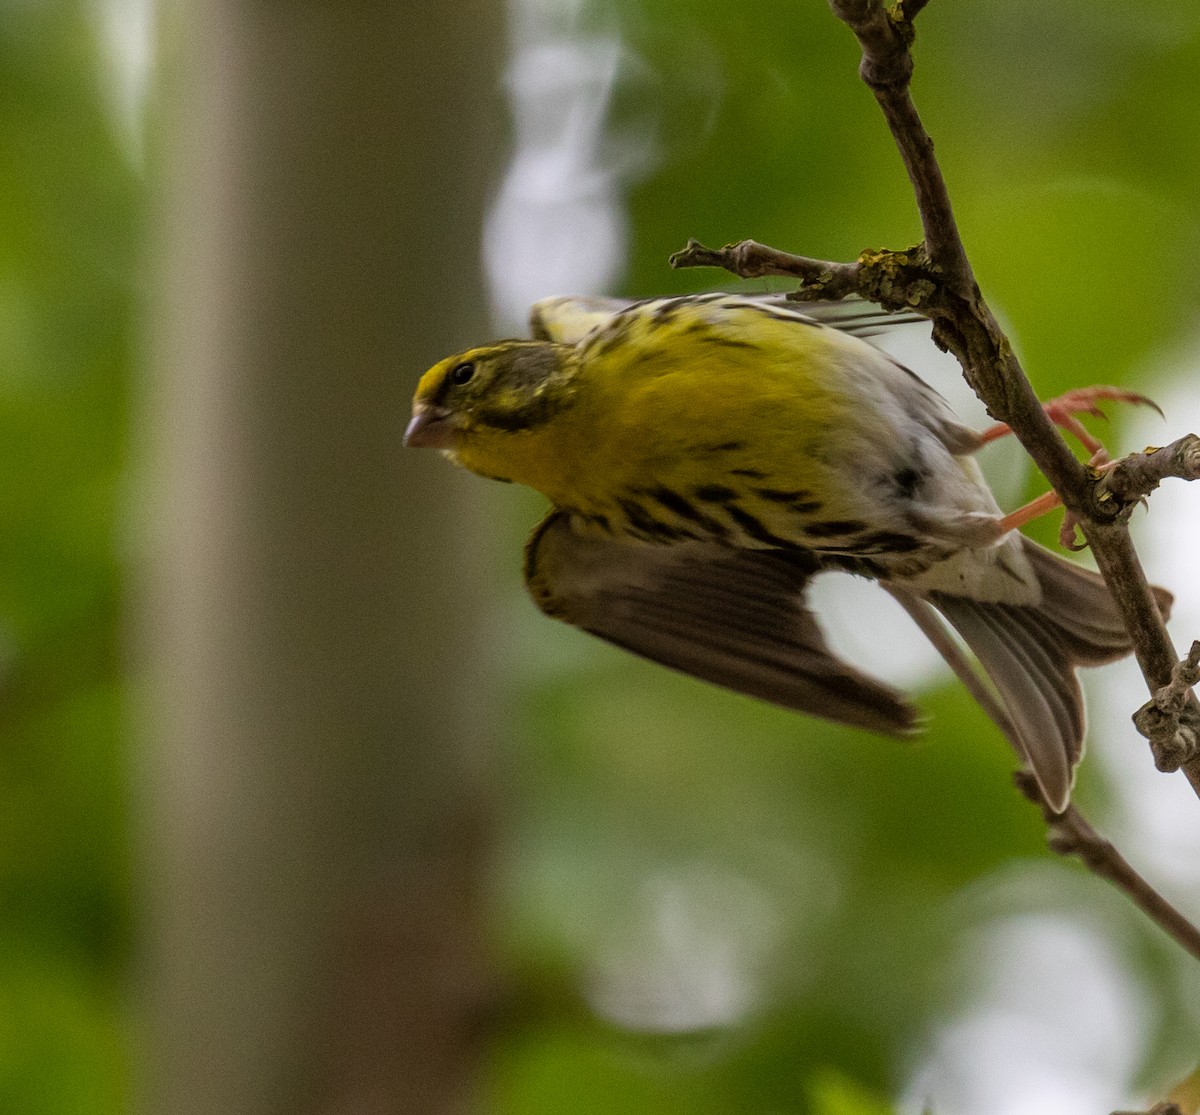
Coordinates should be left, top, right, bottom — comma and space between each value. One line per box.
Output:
978, 386, 1162, 455
1058, 451, 1127, 551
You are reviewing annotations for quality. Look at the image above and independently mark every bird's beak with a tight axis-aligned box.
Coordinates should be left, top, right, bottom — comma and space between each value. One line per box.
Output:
404, 405, 456, 449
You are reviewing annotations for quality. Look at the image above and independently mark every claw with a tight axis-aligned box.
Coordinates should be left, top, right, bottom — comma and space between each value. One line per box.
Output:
978, 385, 1163, 456
1050, 386, 1164, 422
1059, 510, 1087, 551
1044, 387, 1163, 453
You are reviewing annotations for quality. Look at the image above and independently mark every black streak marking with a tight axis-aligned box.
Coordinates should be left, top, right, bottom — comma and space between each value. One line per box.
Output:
804, 519, 868, 538
582, 315, 635, 362
724, 503, 798, 549
617, 498, 685, 543
645, 487, 728, 536
693, 484, 739, 503
730, 467, 769, 479
701, 441, 747, 453
651, 298, 690, 326
822, 553, 888, 579
853, 531, 923, 553
479, 408, 543, 433
754, 487, 823, 513
704, 336, 758, 351
755, 487, 815, 504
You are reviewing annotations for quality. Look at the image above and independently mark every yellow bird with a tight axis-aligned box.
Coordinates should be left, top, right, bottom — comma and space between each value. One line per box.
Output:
406, 293, 1169, 812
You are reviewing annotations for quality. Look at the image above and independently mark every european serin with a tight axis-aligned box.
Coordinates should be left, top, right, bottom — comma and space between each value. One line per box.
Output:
406, 293, 1169, 811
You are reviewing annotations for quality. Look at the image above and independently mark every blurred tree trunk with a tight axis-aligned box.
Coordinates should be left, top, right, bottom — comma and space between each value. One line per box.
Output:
140, 3, 502, 1113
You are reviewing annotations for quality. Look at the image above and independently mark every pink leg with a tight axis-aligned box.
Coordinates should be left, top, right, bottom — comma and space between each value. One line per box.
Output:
994, 489, 1088, 551
996, 489, 1063, 535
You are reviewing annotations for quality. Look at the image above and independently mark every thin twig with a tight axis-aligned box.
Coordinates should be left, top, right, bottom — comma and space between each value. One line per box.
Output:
1095, 434, 1200, 512
890, 582, 1200, 959
671, 240, 947, 313
669, 239, 861, 295
1013, 773, 1200, 963
829, 0, 969, 283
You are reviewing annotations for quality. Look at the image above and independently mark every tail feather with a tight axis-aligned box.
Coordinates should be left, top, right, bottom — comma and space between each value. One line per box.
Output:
931, 592, 1082, 810
1021, 539, 1172, 664
926, 537, 1171, 812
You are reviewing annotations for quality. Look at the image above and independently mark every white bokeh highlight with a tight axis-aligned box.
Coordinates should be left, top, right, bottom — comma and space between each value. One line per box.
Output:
905, 913, 1149, 1115
90, 0, 154, 162
486, 4, 659, 333
585, 862, 786, 1032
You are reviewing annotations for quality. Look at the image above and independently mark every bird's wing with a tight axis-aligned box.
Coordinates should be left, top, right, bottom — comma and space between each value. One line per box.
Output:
530, 293, 925, 346
536, 292, 977, 457
529, 296, 635, 344
523, 511, 921, 736
774, 297, 927, 339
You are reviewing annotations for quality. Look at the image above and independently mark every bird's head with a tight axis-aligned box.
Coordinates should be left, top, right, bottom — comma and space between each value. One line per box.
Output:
406, 341, 577, 486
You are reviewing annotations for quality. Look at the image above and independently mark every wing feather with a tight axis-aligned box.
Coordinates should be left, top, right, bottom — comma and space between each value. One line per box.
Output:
529, 293, 926, 346
524, 512, 920, 736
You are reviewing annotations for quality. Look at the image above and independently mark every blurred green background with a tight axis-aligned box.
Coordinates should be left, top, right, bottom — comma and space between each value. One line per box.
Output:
3, 0, 1200, 1112
0, 3, 136, 1110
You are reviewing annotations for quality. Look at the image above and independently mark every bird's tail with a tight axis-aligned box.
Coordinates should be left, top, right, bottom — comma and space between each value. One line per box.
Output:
919, 538, 1171, 812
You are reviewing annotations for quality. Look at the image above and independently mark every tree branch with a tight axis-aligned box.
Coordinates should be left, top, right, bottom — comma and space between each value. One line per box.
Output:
676, 0, 1200, 800
829, 0, 971, 283
1096, 434, 1200, 510
669, 239, 861, 295
829, 1, 1200, 795
1012, 773, 1200, 963
671, 2, 1200, 957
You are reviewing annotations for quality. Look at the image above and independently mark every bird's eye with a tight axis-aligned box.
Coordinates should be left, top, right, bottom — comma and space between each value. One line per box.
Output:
450, 361, 475, 386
